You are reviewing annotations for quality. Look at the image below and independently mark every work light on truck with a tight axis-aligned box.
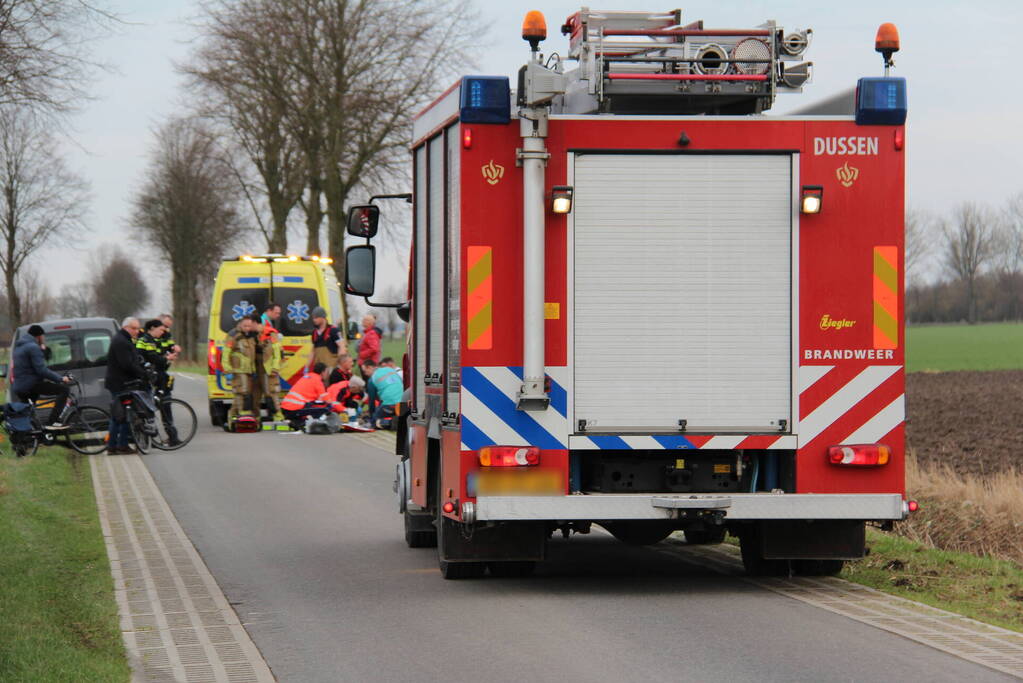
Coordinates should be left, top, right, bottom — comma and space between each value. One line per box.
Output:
478, 446, 541, 467
550, 185, 574, 214
801, 185, 823, 214
828, 444, 890, 467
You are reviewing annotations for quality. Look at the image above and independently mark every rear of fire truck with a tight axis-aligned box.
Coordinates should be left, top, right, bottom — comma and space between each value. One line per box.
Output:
344, 8, 913, 579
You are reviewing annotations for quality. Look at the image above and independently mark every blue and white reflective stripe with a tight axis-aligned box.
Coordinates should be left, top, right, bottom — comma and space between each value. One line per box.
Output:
568, 435, 700, 450
237, 276, 269, 284
459, 366, 569, 451
273, 275, 303, 283
236, 275, 303, 284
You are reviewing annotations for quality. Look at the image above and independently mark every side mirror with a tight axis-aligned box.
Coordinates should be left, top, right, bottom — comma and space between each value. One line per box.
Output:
345, 245, 377, 296
0, 362, 7, 378
347, 204, 380, 238
397, 302, 410, 323
347, 320, 359, 340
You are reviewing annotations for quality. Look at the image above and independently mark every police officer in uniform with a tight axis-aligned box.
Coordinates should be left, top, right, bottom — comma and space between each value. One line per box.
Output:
136, 318, 179, 445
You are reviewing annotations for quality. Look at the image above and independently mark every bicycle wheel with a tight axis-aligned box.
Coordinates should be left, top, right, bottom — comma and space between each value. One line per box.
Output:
65, 406, 112, 455
128, 410, 151, 454
152, 398, 197, 451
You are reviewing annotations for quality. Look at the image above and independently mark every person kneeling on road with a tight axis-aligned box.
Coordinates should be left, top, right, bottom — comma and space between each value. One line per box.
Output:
319, 375, 365, 422
362, 359, 402, 429
280, 362, 331, 426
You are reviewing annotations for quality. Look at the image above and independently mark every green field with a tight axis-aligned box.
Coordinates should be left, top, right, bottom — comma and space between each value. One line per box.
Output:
907, 322, 1023, 373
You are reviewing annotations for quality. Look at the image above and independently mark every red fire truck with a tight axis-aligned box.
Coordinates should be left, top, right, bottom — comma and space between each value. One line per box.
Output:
344, 8, 913, 579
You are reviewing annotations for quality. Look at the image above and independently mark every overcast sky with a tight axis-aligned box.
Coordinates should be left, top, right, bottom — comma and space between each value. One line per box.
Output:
43, 0, 1022, 306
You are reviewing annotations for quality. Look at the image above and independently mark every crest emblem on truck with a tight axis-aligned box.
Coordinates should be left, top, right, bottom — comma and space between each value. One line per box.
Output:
481, 160, 505, 185
836, 162, 859, 188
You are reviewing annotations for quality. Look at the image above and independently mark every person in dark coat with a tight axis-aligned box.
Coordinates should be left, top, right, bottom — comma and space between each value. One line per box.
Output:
11, 324, 72, 428
105, 317, 146, 454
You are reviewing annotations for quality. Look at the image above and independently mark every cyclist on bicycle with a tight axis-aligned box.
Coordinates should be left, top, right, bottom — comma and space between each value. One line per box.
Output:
11, 324, 73, 430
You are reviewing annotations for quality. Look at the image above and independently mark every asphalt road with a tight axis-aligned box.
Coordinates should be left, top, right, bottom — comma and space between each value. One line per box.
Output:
141, 375, 1013, 683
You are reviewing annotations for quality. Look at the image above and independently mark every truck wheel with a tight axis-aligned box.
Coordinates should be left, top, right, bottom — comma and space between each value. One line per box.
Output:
603, 521, 674, 546
404, 508, 437, 548
794, 559, 844, 576
435, 471, 485, 579
739, 527, 789, 577
684, 526, 727, 545
487, 561, 535, 578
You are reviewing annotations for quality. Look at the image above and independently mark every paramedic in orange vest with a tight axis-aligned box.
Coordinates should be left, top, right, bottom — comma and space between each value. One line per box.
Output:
281, 362, 330, 419
319, 375, 366, 416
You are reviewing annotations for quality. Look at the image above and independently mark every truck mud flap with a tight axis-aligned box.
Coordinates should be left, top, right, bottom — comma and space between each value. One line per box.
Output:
759, 520, 865, 560
441, 520, 546, 562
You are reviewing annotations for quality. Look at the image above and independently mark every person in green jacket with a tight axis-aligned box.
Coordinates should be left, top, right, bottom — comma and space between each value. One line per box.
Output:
260, 318, 284, 421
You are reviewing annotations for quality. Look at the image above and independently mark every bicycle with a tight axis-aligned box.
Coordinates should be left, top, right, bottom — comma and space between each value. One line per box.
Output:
2, 376, 111, 456
119, 380, 158, 454
150, 377, 197, 451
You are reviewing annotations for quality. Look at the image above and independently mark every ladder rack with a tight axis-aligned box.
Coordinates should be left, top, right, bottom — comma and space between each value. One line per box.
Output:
556, 7, 812, 115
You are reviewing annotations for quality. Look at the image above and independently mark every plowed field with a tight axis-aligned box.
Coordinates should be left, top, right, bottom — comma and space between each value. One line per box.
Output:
906, 370, 1023, 476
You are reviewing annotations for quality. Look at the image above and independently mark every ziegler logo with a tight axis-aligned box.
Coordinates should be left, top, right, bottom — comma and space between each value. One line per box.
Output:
820, 314, 856, 331
482, 160, 505, 185
836, 162, 859, 188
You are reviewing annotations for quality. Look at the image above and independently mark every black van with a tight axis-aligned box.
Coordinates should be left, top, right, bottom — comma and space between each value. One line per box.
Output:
3, 318, 120, 409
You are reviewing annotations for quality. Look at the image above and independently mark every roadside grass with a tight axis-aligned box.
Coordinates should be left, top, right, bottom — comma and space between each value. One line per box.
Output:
0, 448, 129, 682
907, 322, 1023, 372
171, 360, 205, 376
843, 529, 1023, 633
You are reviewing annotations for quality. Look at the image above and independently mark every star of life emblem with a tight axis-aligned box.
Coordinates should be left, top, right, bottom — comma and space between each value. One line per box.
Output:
287, 300, 310, 324
232, 300, 256, 321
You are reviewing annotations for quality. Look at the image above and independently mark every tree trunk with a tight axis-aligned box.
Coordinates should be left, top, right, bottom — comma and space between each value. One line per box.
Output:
268, 193, 290, 253
324, 170, 349, 325
5, 268, 21, 326
305, 170, 323, 256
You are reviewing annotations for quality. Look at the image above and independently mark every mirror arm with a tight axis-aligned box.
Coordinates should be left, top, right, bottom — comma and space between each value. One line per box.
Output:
369, 193, 412, 204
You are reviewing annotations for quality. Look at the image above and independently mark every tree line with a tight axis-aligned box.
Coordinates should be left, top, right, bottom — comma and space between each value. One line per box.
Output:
906, 194, 1023, 324
0, 0, 476, 358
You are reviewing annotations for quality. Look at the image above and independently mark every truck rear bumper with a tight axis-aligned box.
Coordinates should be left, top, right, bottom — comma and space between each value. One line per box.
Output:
474, 493, 906, 521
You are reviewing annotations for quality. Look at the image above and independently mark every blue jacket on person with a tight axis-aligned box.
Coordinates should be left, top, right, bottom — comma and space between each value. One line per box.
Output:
11, 334, 63, 395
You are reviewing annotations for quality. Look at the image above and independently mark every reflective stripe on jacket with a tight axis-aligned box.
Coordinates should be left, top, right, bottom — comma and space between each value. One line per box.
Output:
281, 374, 326, 411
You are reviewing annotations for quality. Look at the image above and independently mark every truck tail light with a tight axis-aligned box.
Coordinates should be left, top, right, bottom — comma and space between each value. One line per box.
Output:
478, 446, 540, 467
828, 444, 890, 467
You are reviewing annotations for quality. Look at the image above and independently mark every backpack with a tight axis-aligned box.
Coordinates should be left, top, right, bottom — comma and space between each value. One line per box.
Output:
3, 402, 33, 434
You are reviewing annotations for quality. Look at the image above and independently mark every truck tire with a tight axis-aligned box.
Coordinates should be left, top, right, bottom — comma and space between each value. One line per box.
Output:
487, 561, 535, 578
404, 508, 437, 548
436, 469, 485, 579
604, 521, 674, 546
738, 527, 789, 577
684, 526, 727, 545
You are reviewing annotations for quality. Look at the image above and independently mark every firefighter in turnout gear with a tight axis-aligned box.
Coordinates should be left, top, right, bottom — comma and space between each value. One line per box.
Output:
226, 315, 264, 422
260, 319, 285, 421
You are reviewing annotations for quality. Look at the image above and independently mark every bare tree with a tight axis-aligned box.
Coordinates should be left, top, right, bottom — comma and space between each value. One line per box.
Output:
16, 266, 52, 321
183, 1, 305, 253
904, 209, 932, 287
56, 281, 91, 317
0, 0, 116, 117
185, 0, 478, 320
941, 202, 996, 324
0, 105, 89, 325
131, 118, 246, 359
91, 249, 149, 321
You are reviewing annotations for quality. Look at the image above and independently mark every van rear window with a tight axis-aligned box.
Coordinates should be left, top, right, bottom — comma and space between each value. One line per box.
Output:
275, 288, 319, 336
37, 328, 113, 371
219, 289, 270, 333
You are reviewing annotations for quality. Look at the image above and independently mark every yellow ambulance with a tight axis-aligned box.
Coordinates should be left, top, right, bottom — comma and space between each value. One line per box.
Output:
206, 254, 349, 425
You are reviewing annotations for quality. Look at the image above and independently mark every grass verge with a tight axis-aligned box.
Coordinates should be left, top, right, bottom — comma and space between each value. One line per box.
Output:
843, 529, 1023, 632
907, 322, 1023, 372
0, 448, 129, 682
